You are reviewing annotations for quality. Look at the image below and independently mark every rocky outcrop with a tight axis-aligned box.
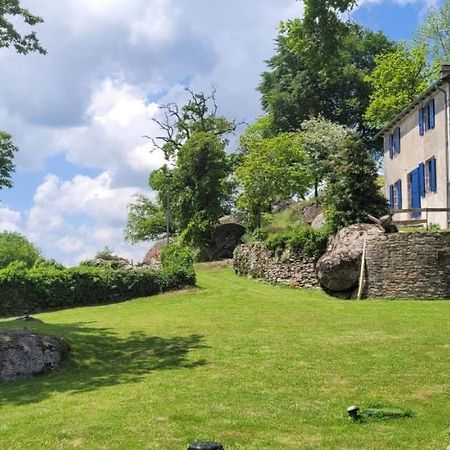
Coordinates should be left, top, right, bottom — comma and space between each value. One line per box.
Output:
316, 224, 383, 292
81, 254, 133, 270
311, 213, 326, 230
233, 243, 319, 289
0, 329, 69, 382
302, 204, 322, 225
208, 222, 246, 261
141, 239, 168, 269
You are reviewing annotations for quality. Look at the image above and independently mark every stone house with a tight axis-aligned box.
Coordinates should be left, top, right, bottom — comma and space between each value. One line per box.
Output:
381, 65, 450, 229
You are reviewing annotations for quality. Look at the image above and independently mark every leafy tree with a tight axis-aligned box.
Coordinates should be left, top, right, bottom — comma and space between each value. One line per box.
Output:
127, 89, 237, 254
416, 0, 450, 63
0, 2, 45, 194
125, 195, 169, 243
235, 131, 312, 229
365, 44, 438, 130
259, 10, 394, 150
301, 117, 349, 199
324, 134, 388, 231
0, 132, 17, 190
0, 0, 46, 54
0, 231, 41, 269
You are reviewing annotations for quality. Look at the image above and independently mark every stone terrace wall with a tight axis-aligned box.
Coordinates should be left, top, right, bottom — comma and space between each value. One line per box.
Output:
233, 243, 319, 289
365, 233, 450, 299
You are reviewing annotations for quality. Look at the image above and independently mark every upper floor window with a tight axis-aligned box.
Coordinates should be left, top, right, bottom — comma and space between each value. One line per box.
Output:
419, 98, 436, 136
388, 127, 401, 159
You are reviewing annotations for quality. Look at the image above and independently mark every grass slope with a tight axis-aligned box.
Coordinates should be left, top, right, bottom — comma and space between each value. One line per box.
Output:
0, 266, 449, 449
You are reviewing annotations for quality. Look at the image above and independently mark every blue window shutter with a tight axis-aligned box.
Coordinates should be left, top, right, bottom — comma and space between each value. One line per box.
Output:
419, 108, 424, 136
419, 162, 426, 197
431, 157, 437, 192
389, 134, 393, 159
389, 185, 394, 208
396, 180, 402, 209
396, 127, 401, 153
430, 99, 436, 129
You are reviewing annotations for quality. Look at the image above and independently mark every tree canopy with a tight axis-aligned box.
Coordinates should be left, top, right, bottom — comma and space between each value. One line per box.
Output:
416, 0, 450, 63
0, 0, 46, 54
235, 130, 312, 229
0, 231, 41, 269
364, 44, 438, 130
324, 133, 388, 231
0, 132, 18, 191
259, 17, 394, 150
126, 89, 236, 255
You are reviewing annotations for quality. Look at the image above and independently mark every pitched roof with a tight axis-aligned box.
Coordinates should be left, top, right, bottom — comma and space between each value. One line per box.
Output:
375, 73, 450, 138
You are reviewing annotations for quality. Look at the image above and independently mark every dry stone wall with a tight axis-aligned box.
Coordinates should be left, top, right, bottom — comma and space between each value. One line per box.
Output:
233, 243, 319, 289
365, 233, 450, 299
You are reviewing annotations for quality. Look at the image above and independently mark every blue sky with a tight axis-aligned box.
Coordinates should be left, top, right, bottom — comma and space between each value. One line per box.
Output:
0, 0, 441, 265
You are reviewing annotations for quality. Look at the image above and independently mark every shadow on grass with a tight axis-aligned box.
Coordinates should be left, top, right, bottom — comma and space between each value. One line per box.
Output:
0, 320, 207, 406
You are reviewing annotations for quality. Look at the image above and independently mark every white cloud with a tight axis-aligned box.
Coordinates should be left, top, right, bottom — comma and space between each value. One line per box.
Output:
25, 172, 149, 265
0, 207, 22, 232
1, 0, 303, 263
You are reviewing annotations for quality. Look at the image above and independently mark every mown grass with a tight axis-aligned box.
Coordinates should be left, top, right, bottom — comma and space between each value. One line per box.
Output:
0, 265, 449, 449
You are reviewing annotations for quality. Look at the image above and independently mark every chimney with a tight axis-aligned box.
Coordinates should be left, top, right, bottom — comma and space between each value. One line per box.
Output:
440, 64, 450, 79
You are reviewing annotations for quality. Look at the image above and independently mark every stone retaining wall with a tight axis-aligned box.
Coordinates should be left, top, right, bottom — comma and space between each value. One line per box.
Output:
233, 243, 319, 289
365, 233, 450, 299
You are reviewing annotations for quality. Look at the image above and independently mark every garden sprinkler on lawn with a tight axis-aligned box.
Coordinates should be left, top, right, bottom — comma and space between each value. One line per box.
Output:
347, 405, 413, 422
187, 441, 224, 450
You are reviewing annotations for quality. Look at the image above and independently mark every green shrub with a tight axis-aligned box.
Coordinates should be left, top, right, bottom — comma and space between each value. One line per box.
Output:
0, 254, 196, 317
0, 232, 41, 269
242, 228, 269, 244
160, 244, 195, 287
265, 227, 331, 258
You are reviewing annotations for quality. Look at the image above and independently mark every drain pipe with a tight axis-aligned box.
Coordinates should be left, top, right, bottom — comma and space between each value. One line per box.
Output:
438, 85, 449, 227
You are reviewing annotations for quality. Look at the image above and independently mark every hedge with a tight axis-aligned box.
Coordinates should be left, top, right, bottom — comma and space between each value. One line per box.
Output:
0, 257, 195, 317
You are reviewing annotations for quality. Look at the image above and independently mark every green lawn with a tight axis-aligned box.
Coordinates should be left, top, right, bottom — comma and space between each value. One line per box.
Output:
0, 265, 449, 449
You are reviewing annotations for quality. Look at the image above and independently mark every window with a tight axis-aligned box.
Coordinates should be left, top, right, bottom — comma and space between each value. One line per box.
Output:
389, 180, 402, 209
394, 179, 402, 209
419, 98, 436, 136
426, 156, 437, 193
388, 127, 401, 158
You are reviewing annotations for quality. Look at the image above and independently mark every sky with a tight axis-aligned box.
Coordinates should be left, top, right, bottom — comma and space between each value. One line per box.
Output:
0, 0, 442, 265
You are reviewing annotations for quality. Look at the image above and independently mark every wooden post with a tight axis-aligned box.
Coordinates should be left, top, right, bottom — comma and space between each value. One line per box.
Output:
357, 238, 367, 300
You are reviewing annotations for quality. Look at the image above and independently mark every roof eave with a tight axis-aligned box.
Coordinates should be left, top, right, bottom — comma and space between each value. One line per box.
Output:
374, 76, 450, 139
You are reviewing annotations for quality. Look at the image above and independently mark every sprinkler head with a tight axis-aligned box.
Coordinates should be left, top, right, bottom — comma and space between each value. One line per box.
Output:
347, 405, 360, 421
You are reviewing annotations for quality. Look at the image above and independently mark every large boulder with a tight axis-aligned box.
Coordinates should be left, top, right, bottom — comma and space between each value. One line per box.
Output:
302, 203, 322, 225
207, 222, 246, 261
0, 329, 70, 382
316, 223, 383, 292
141, 238, 169, 269
311, 213, 326, 230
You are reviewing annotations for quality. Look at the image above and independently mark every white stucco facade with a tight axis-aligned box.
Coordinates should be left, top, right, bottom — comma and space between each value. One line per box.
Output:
383, 74, 450, 229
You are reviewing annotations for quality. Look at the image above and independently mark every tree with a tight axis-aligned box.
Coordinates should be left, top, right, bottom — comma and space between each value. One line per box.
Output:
0, 2, 45, 194
235, 131, 312, 229
323, 134, 388, 231
301, 117, 349, 199
127, 89, 237, 255
0, 0, 46, 54
125, 195, 168, 243
0, 132, 17, 190
364, 44, 438, 130
0, 231, 41, 269
416, 0, 450, 63
259, 11, 394, 151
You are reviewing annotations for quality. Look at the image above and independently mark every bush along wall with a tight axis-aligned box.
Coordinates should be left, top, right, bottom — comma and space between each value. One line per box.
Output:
0, 246, 195, 317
